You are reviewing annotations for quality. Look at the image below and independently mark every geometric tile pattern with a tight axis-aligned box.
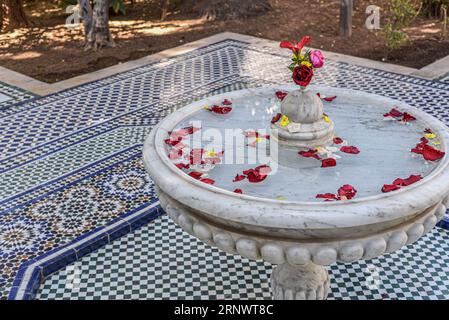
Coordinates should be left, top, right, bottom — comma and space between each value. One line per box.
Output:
37, 214, 449, 300
0, 81, 36, 116
2, 39, 449, 300
1, 151, 157, 299
440, 73, 449, 84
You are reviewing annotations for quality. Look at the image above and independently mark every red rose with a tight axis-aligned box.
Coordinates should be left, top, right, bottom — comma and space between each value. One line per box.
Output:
292, 65, 314, 87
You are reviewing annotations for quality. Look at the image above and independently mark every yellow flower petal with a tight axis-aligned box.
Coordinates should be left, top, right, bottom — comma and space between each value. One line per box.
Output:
424, 133, 436, 139
323, 115, 331, 123
280, 115, 290, 127
255, 137, 264, 143
432, 140, 441, 146
206, 149, 216, 157
276, 196, 287, 200
301, 61, 312, 68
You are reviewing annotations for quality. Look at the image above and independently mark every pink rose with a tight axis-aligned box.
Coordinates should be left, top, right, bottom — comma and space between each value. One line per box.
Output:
310, 50, 324, 68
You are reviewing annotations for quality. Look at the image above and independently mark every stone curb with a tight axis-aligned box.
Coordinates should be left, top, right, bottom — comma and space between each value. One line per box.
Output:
3, 32, 449, 95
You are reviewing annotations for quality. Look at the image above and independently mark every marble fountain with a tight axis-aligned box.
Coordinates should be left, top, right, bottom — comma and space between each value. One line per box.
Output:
142, 82, 449, 300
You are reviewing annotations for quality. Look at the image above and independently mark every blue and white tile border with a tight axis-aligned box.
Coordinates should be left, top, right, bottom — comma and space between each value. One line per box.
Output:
0, 81, 36, 113
8, 202, 163, 300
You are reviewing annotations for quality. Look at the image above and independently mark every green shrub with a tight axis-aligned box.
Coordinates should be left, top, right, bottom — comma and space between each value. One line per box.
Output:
381, 0, 420, 57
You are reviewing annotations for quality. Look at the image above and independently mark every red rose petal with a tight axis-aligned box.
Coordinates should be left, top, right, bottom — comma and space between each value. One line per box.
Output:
271, 113, 282, 124
255, 165, 272, 175
204, 157, 222, 165
247, 141, 257, 148
188, 171, 203, 180
164, 137, 183, 146
168, 149, 183, 159
340, 146, 360, 154
175, 163, 190, 170
333, 137, 343, 144
240, 165, 271, 183
411, 141, 427, 154
233, 188, 243, 194
247, 171, 268, 183
422, 145, 445, 161
222, 99, 232, 105
170, 126, 200, 138
317, 185, 357, 201
298, 149, 321, 160
190, 148, 204, 156
275, 91, 288, 101
384, 107, 403, 118
243, 131, 257, 137
189, 148, 205, 165
337, 184, 357, 200
393, 174, 422, 187
323, 96, 337, 102
381, 184, 401, 193
280, 41, 295, 51
296, 36, 311, 52
316, 193, 338, 200
200, 178, 215, 185
424, 128, 433, 134
208, 105, 232, 114
181, 126, 200, 135
233, 174, 246, 182
243, 131, 270, 139
321, 158, 337, 167
280, 37, 311, 54
402, 112, 416, 122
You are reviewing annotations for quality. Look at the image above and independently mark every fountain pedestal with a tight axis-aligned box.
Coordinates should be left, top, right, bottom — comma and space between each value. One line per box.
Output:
271, 88, 334, 149
271, 262, 330, 300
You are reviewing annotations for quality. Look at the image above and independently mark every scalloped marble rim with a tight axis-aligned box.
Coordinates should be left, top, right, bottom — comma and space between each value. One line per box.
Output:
143, 85, 449, 237
157, 187, 448, 266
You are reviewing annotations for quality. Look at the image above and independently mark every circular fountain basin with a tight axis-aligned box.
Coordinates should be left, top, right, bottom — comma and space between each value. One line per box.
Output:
143, 85, 449, 265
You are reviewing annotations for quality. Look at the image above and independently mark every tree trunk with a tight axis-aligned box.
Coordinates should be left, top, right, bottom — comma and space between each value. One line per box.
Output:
79, 0, 114, 50
160, 0, 170, 21
339, 0, 353, 39
184, 0, 272, 20
1, 0, 29, 31
79, 0, 93, 45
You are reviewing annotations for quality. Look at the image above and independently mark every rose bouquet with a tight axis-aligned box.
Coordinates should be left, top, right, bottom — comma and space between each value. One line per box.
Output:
280, 36, 324, 87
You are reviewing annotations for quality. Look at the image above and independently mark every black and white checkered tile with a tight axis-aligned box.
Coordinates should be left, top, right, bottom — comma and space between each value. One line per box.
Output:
37, 214, 449, 300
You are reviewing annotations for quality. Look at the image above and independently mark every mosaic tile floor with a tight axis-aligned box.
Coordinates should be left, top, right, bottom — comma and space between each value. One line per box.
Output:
37, 214, 449, 300
2, 38, 449, 300
0, 81, 36, 115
